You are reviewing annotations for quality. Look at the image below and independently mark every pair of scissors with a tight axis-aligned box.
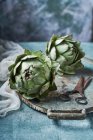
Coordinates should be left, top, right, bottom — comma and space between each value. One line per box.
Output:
63, 76, 92, 105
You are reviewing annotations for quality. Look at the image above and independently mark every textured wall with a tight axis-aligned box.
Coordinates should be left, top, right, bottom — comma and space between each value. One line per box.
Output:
0, 0, 93, 41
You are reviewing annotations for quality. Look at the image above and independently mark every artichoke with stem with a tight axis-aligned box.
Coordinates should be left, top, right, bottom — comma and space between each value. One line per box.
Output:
9, 49, 56, 100
46, 35, 85, 75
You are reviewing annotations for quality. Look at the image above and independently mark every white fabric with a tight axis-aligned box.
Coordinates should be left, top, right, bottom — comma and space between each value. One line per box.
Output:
0, 39, 24, 81
0, 40, 24, 117
0, 81, 21, 117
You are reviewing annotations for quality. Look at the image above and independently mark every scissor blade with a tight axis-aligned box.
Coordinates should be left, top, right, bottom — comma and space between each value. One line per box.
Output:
83, 77, 92, 90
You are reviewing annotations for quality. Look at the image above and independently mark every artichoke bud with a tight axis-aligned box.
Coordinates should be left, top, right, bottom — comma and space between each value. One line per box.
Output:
9, 49, 56, 99
46, 34, 85, 74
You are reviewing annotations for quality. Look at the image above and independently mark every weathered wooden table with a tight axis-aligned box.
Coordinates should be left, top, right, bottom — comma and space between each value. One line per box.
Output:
0, 42, 93, 140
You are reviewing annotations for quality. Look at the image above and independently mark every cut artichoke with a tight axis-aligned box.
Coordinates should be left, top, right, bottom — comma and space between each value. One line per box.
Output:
9, 49, 56, 99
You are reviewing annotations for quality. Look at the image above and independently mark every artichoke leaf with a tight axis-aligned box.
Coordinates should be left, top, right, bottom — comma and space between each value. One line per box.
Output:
8, 64, 15, 71
63, 60, 84, 74
24, 49, 32, 55
50, 47, 57, 60
56, 44, 69, 54
55, 38, 64, 45
40, 82, 50, 95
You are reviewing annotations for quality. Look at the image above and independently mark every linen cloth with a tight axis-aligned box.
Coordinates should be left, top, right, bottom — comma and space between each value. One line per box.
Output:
0, 40, 23, 117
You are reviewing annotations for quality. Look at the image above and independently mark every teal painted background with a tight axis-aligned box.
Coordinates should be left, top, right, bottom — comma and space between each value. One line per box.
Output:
0, 42, 93, 140
0, 0, 93, 41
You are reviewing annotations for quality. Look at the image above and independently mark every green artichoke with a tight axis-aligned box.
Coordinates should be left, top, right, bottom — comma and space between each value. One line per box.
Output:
46, 35, 85, 74
9, 49, 56, 99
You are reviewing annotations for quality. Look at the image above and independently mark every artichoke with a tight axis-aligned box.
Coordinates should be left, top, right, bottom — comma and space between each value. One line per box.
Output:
46, 35, 85, 74
9, 49, 56, 99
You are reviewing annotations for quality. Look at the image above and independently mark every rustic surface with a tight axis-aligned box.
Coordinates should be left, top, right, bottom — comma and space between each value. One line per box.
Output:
0, 42, 93, 140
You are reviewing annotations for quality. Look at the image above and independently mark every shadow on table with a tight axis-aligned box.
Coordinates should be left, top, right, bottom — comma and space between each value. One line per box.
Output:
52, 112, 93, 131
76, 67, 93, 76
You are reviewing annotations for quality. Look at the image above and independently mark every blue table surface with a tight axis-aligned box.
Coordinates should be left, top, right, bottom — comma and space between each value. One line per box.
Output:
0, 42, 93, 140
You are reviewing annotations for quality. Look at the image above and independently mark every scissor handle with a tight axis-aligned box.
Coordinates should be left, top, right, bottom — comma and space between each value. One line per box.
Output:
75, 97, 88, 105
47, 109, 86, 120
